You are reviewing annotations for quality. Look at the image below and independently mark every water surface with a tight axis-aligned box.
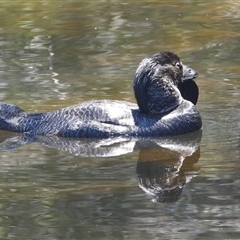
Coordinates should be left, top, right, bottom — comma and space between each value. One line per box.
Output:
0, 0, 240, 239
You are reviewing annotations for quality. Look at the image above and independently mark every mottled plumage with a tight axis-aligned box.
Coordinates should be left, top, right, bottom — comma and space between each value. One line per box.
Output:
0, 51, 202, 138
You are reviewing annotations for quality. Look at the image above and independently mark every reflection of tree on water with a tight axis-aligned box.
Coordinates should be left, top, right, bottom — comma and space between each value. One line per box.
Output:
0, 130, 201, 204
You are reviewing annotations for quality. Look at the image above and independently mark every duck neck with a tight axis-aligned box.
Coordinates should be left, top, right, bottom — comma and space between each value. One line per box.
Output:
148, 78, 182, 116
134, 68, 183, 116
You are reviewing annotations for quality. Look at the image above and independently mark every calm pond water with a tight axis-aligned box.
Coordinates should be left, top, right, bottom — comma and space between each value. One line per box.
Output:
0, 0, 240, 239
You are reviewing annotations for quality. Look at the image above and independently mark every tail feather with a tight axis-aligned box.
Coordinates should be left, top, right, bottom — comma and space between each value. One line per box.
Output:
0, 103, 27, 132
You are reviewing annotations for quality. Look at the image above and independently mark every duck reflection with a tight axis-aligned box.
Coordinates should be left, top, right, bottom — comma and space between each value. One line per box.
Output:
0, 130, 201, 203
137, 140, 200, 203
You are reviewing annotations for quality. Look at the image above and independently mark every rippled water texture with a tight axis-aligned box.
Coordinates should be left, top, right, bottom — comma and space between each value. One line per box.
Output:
0, 0, 240, 239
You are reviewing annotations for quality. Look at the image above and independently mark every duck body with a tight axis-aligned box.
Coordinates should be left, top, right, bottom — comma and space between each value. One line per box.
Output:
0, 99, 201, 138
0, 51, 202, 138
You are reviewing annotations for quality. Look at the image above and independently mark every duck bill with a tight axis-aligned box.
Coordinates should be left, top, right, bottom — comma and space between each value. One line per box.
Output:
182, 64, 198, 81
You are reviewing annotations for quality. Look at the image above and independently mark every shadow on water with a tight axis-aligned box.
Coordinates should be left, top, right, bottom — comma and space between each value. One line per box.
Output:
0, 130, 201, 204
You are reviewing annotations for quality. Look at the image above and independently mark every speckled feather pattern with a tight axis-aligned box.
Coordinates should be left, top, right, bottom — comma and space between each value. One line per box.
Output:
0, 51, 202, 138
0, 100, 201, 138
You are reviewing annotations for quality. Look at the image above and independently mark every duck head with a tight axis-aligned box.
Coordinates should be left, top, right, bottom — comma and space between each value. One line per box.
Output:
134, 51, 198, 116
179, 64, 199, 105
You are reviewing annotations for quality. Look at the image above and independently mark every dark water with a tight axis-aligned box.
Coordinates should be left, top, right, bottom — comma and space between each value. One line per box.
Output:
0, 0, 240, 239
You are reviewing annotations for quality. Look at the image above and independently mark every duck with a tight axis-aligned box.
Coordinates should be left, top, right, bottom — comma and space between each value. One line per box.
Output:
0, 51, 202, 138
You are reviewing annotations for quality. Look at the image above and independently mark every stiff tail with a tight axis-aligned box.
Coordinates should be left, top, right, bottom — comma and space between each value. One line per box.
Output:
0, 102, 27, 133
